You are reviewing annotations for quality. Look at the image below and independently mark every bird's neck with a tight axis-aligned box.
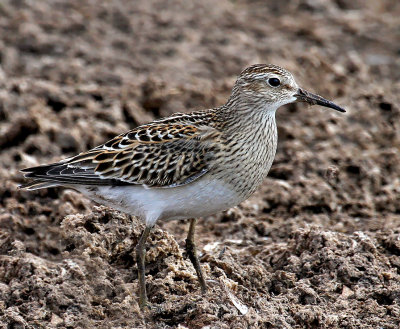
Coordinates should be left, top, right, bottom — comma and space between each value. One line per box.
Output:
213, 101, 278, 199
218, 99, 278, 160
217, 99, 278, 136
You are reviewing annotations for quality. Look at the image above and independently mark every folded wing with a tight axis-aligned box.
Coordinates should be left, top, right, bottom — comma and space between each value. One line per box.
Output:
21, 120, 221, 190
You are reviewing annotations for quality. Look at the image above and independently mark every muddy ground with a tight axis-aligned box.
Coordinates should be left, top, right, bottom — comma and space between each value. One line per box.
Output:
0, 0, 399, 328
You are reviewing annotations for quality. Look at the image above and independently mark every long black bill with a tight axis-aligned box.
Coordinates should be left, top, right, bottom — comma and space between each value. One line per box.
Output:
295, 88, 346, 113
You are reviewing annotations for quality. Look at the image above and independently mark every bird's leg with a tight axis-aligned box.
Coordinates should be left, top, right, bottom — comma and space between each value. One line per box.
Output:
186, 218, 207, 293
136, 226, 152, 309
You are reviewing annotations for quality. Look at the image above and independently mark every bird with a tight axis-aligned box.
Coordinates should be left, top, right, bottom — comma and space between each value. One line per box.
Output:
21, 64, 345, 309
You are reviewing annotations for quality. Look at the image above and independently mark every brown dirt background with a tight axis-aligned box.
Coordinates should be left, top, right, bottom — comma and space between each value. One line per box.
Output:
0, 0, 399, 328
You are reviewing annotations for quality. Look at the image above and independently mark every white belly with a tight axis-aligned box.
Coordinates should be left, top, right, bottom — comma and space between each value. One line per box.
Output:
77, 177, 241, 226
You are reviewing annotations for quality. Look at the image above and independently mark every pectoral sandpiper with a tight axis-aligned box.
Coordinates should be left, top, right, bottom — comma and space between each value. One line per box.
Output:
21, 64, 345, 309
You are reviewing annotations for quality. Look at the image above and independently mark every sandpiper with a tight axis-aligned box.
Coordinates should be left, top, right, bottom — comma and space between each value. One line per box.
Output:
21, 64, 345, 308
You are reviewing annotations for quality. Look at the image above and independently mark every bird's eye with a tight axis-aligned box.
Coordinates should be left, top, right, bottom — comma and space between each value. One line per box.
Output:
267, 78, 280, 87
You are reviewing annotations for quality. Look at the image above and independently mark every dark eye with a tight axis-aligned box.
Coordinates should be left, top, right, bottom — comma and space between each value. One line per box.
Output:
268, 78, 280, 87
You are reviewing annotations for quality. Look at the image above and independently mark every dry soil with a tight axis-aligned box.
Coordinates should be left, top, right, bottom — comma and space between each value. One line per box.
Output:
0, 0, 399, 328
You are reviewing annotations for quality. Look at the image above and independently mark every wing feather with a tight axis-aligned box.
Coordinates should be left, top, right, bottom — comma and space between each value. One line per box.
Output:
21, 114, 221, 189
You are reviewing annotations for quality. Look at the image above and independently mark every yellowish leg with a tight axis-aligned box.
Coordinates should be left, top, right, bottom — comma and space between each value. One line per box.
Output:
186, 218, 207, 293
136, 226, 151, 309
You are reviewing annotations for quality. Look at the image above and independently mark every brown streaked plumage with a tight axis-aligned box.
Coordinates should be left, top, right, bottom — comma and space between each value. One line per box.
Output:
21, 64, 345, 309
22, 109, 222, 189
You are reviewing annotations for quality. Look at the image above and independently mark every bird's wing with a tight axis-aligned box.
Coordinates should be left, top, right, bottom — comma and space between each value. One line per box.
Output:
21, 120, 221, 189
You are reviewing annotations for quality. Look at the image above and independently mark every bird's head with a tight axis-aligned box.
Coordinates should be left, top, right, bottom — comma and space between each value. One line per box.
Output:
232, 64, 345, 113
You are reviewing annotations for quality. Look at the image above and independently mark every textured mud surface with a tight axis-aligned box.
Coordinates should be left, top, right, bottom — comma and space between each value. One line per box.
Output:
0, 0, 400, 328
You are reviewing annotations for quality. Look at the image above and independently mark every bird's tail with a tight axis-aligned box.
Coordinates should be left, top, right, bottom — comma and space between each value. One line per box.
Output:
19, 180, 61, 191
20, 164, 62, 190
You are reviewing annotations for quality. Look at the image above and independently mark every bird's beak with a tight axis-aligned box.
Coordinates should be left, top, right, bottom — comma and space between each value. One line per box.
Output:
294, 88, 346, 113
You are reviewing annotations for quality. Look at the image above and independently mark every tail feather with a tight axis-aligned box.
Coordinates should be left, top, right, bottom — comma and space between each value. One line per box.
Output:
21, 163, 77, 190
20, 162, 130, 189
19, 180, 61, 191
